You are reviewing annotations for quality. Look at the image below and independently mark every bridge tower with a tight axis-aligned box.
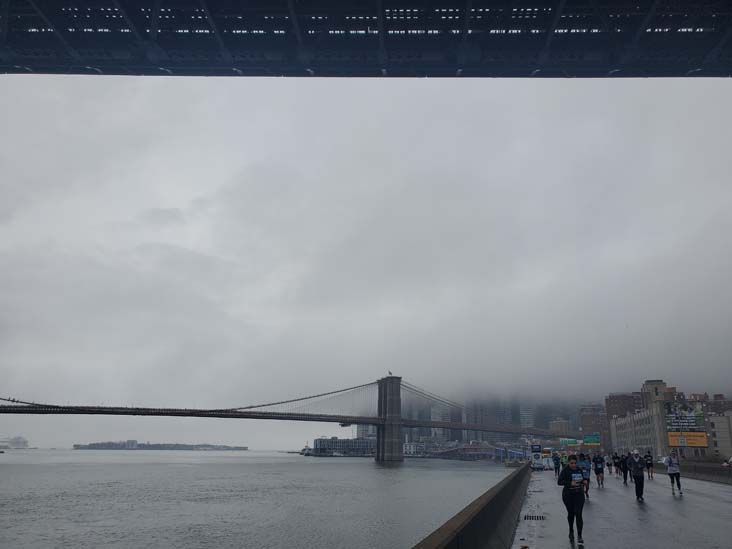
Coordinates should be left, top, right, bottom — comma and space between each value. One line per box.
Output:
376, 375, 403, 462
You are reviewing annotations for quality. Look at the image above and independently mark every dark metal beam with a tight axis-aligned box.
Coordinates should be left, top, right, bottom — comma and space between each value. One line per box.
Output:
588, 0, 611, 34
376, 0, 386, 67
111, 0, 143, 43
25, 0, 81, 61
1, 0, 10, 45
287, 0, 303, 46
669, 3, 704, 34
502, 0, 520, 33
631, 0, 661, 48
2, 1, 731, 78
539, 0, 567, 65
704, 16, 732, 65
287, 0, 309, 73
149, 0, 162, 43
199, 0, 232, 63
462, 0, 472, 40
623, 0, 661, 63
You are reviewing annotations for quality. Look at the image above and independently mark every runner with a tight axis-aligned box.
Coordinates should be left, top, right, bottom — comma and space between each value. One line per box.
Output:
578, 453, 592, 498
644, 450, 654, 479
620, 452, 629, 485
628, 450, 646, 501
558, 454, 586, 544
553, 452, 562, 479
612, 452, 621, 477
561, 453, 568, 469
592, 452, 605, 488
604, 453, 612, 475
664, 450, 683, 495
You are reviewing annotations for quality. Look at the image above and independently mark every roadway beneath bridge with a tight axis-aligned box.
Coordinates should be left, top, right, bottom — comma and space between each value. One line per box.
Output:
512, 467, 732, 548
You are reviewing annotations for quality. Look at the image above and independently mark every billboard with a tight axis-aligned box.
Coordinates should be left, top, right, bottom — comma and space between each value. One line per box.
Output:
667, 432, 708, 448
665, 401, 707, 448
665, 401, 705, 432
583, 433, 601, 446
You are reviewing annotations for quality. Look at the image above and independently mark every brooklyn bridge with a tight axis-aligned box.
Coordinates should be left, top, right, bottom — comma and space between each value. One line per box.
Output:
0, 376, 566, 462
1, 0, 731, 78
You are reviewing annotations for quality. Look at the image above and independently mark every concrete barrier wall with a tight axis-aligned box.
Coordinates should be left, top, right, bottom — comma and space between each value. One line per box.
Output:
413, 464, 531, 549
655, 462, 732, 485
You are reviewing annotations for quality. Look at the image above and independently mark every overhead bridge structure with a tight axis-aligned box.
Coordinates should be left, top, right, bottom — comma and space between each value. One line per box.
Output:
1, 1, 731, 77
0, 376, 563, 462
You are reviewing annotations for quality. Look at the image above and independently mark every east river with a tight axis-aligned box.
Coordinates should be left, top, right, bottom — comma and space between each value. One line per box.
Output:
0, 450, 512, 548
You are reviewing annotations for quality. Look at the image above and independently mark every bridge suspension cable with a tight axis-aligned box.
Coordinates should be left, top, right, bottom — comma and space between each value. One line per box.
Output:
0, 396, 59, 407
224, 381, 380, 419
227, 382, 378, 411
400, 381, 463, 410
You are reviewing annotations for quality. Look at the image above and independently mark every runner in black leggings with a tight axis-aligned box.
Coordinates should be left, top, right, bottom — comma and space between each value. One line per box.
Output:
558, 454, 585, 544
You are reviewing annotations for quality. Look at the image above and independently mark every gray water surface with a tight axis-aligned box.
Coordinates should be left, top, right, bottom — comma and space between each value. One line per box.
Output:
0, 450, 511, 548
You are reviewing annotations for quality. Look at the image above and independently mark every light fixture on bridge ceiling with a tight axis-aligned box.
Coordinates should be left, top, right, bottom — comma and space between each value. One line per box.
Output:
305, 67, 314, 76
157, 67, 173, 75
686, 68, 703, 76
531, 68, 541, 76
85, 66, 103, 75
381, 68, 387, 76
13, 65, 34, 73
456, 68, 463, 76
607, 68, 621, 76
231, 68, 243, 75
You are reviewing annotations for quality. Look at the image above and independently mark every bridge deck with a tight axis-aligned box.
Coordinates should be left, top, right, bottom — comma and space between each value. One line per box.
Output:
1, 1, 731, 77
512, 467, 732, 548
0, 404, 565, 437
0, 405, 381, 426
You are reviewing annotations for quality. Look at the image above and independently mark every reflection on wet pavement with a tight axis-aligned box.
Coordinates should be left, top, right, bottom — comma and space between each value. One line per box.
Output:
512, 468, 732, 548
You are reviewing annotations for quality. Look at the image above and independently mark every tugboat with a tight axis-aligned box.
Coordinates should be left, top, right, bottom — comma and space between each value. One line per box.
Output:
300, 444, 313, 456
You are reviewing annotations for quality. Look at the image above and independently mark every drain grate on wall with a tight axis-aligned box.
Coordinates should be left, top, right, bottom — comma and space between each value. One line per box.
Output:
523, 515, 546, 521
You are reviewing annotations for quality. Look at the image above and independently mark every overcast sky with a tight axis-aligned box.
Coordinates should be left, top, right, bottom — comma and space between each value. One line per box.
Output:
1, 76, 731, 449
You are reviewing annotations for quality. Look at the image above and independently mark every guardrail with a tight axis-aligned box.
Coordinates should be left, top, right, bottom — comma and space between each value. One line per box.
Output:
655, 462, 732, 485
412, 464, 531, 549
655, 461, 732, 484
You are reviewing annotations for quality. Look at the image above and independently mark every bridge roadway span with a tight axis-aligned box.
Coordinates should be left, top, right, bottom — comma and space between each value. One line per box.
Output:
1, 1, 731, 78
511, 467, 732, 548
0, 404, 554, 437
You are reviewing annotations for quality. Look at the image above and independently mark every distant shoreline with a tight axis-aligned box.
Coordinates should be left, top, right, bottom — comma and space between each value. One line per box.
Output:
73, 442, 248, 451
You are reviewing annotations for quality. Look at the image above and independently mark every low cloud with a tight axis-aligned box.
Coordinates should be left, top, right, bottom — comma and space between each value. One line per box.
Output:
1, 76, 731, 448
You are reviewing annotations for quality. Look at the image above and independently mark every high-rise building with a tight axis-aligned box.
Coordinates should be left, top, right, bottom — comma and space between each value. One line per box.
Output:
605, 393, 642, 420
464, 400, 502, 443
709, 394, 732, 414
609, 400, 669, 457
356, 424, 377, 439
549, 418, 570, 436
431, 407, 451, 442
578, 404, 608, 449
610, 379, 711, 459
641, 379, 668, 408
709, 412, 732, 460
520, 407, 535, 428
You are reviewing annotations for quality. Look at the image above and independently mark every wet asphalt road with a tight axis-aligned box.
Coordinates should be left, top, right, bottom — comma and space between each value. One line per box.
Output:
512, 467, 732, 548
